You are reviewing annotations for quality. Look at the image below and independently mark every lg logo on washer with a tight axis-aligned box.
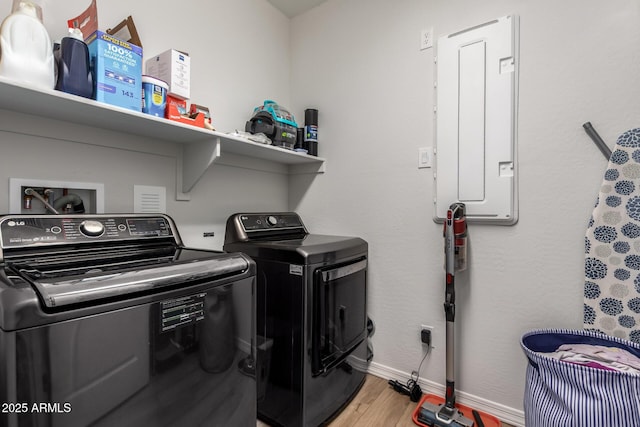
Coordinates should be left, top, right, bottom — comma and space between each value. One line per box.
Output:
6, 221, 25, 227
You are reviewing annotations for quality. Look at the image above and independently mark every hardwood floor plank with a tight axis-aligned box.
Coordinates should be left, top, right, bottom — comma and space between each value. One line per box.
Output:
258, 374, 516, 427
328, 375, 386, 426
396, 398, 420, 427
340, 381, 412, 426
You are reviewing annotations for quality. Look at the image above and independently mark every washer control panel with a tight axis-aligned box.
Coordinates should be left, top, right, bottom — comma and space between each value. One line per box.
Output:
79, 220, 105, 237
0, 215, 174, 248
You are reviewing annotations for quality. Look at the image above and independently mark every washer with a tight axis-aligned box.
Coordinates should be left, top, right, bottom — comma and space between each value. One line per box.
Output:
224, 212, 368, 427
0, 214, 256, 427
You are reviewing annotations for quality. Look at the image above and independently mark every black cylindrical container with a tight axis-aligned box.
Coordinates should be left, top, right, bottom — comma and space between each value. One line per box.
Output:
304, 108, 318, 156
295, 127, 307, 153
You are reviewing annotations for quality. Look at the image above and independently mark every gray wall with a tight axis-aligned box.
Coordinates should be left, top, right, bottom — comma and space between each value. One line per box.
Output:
0, 0, 293, 247
2, 0, 639, 424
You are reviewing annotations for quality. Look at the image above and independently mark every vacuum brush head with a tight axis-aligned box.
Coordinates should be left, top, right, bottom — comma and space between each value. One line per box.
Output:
417, 401, 473, 427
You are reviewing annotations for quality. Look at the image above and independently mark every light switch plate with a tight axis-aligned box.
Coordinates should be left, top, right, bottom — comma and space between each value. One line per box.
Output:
418, 147, 432, 168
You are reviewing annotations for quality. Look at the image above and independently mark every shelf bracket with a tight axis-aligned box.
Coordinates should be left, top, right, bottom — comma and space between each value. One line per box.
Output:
176, 137, 221, 199
289, 161, 326, 174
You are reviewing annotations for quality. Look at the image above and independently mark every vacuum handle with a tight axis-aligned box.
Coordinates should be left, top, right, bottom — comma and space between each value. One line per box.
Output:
444, 203, 467, 273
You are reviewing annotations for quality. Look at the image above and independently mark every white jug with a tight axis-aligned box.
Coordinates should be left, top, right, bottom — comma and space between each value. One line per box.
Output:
0, 1, 55, 89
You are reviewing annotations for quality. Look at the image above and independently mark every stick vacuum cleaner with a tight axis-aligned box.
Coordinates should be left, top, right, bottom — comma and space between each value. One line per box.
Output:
417, 202, 474, 427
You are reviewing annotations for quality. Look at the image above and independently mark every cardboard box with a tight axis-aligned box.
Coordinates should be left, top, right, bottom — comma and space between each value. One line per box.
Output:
146, 49, 190, 100
165, 95, 187, 120
165, 95, 205, 128
86, 31, 143, 111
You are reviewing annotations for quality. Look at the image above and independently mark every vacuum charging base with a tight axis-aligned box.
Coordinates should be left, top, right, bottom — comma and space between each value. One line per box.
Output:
412, 394, 503, 427
417, 401, 473, 427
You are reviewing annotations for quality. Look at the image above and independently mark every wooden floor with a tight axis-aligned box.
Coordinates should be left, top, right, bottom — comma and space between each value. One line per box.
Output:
327, 374, 418, 427
258, 374, 515, 427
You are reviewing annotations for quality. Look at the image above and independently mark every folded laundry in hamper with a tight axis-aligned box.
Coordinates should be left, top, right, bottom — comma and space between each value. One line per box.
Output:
584, 127, 640, 342
541, 342, 640, 374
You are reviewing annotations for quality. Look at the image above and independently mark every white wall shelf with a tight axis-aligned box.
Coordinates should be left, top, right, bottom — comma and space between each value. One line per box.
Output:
0, 76, 325, 195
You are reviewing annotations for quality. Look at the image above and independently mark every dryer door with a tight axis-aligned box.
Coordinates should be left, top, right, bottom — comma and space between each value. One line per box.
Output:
312, 257, 367, 376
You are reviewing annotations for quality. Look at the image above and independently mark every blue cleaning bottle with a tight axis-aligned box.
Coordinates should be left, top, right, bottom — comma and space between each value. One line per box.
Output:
55, 28, 93, 98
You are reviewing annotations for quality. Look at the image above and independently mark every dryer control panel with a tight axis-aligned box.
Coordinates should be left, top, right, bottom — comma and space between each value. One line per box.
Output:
240, 213, 303, 231
224, 212, 307, 243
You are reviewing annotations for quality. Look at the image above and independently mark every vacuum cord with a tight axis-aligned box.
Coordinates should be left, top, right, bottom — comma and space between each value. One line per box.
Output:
388, 343, 430, 402
388, 378, 422, 402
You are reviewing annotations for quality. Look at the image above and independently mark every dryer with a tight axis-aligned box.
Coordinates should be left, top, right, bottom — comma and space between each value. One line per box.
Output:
224, 212, 368, 426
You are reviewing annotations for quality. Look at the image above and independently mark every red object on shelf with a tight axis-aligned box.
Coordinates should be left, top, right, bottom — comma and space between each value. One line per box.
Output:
189, 103, 211, 121
67, 0, 98, 41
412, 394, 502, 427
165, 97, 205, 128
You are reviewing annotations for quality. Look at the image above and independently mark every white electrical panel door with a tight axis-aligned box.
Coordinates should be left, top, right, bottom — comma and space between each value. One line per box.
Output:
434, 15, 519, 224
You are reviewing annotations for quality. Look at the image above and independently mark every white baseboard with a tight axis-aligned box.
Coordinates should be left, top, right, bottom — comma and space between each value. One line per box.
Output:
366, 361, 525, 427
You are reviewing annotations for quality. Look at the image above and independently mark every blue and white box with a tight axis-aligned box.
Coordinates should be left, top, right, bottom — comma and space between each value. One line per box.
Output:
86, 31, 143, 112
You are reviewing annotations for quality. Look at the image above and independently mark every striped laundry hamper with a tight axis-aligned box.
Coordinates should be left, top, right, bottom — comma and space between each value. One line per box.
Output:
521, 328, 640, 427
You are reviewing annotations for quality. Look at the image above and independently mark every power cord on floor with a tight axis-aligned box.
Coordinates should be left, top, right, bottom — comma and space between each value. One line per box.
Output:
388, 378, 422, 402
388, 333, 432, 403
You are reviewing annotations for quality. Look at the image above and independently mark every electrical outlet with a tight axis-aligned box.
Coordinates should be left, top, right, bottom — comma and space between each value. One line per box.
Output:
420, 324, 434, 347
420, 28, 433, 50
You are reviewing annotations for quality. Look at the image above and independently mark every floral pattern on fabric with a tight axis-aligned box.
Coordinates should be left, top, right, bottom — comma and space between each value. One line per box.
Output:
585, 128, 640, 342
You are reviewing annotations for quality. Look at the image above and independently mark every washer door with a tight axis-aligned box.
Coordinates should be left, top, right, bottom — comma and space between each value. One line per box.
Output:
2, 278, 256, 427
312, 257, 367, 376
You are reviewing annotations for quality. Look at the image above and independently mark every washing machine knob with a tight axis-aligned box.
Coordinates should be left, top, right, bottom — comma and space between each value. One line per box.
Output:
79, 220, 105, 237
267, 215, 278, 226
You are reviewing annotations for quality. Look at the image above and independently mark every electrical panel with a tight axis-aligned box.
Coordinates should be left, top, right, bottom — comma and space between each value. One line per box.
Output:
433, 15, 519, 224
